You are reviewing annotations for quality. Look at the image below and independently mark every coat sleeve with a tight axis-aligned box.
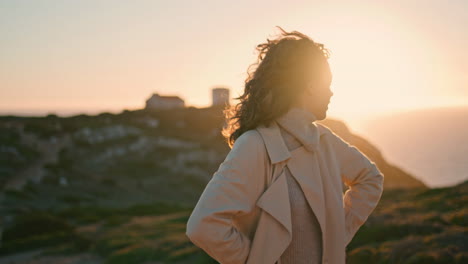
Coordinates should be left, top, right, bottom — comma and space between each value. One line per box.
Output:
328, 131, 384, 246
185, 130, 266, 264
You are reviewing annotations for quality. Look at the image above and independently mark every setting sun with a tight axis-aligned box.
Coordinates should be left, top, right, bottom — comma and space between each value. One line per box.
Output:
1, 0, 466, 127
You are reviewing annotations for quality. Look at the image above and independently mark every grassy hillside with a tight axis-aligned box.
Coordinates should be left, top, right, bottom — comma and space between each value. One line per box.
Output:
0, 179, 465, 263
0, 106, 451, 263
345, 180, 467, 263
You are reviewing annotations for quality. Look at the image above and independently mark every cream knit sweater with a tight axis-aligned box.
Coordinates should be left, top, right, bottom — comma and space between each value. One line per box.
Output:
276, 107, 323, 264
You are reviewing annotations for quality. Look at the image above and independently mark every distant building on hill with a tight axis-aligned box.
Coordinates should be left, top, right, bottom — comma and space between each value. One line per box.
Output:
212, 87, 230, 107
145, 93, 185, 110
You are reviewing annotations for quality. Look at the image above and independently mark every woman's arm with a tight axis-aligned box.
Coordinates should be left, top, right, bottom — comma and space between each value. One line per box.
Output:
329, 131, 384, 246
185, 130, 266, 264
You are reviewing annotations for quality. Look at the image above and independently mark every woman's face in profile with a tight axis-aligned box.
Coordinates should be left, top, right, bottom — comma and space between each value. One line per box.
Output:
301, 60, 333, 120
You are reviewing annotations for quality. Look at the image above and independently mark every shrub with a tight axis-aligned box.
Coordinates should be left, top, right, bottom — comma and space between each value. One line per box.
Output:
0, 211, 89, 254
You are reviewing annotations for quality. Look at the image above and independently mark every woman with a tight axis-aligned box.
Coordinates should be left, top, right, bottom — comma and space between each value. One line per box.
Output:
186, 26, 384, 264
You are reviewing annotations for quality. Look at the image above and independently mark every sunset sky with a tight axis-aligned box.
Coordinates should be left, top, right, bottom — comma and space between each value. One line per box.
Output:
1, 0, 467, 127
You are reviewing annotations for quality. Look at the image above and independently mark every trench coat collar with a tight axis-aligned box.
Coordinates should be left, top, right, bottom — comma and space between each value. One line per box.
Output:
256, 111, 328, 164
275, 106, 319, 153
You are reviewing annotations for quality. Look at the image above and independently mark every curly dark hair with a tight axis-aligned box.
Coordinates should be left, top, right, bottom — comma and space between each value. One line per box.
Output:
221, 26, 331, 148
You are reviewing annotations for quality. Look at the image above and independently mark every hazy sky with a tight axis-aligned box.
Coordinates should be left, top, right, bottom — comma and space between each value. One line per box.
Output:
1, 0, 467, 125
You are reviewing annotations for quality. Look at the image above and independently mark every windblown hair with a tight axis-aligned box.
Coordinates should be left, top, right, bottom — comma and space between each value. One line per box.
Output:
221, 26, 330, 148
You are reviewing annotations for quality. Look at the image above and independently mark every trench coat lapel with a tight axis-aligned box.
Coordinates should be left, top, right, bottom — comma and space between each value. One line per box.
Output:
252, 121, 293, 264
254, 120, 328, 263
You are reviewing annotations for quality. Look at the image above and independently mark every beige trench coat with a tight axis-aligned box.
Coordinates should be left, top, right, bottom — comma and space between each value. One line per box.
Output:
186, 121, 384, 264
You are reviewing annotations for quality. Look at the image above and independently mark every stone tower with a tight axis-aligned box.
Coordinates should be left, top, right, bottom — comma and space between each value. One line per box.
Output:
212, 87, 230, 107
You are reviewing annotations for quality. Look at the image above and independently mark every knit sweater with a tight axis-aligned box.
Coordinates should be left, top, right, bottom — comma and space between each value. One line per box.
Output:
275, 106, 323, 264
